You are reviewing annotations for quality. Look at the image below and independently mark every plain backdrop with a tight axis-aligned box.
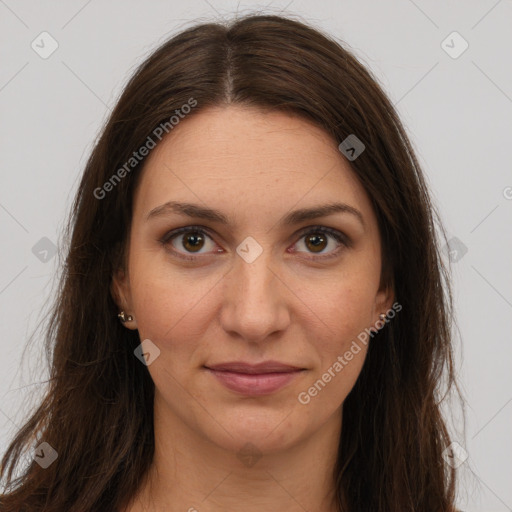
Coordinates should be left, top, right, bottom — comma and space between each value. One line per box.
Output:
0, 1, 511, 510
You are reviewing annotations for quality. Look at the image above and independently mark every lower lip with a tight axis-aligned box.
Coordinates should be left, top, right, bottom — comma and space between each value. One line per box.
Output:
206, 369, 303, 396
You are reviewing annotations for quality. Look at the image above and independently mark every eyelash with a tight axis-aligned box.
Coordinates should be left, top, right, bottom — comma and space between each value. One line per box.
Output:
159, 225, 350, 262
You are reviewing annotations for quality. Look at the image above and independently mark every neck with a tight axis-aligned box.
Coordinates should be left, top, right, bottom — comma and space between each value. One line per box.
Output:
122, 397, 343, 512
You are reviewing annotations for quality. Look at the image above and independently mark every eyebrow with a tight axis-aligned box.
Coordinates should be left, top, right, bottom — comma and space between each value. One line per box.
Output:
146, 201, 365, 229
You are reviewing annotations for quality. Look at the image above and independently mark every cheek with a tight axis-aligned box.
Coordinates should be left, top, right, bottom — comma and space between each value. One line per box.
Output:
297, 286, 372, 410
296, 271, 377, 403
300, 272, 377, 350
128, 251, 219, 357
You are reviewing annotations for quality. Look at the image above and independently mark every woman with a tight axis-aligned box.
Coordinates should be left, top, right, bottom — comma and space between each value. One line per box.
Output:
0, 13, 464, 512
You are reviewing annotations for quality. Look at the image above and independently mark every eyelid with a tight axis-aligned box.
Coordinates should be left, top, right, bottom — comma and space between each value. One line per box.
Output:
159, 226, 220, 261
160, 224, 350, 260
289, 225, 350, 260
294, 225, 350, 247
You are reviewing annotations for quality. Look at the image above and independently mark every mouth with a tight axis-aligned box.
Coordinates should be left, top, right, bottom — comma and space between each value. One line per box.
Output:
204, 361, 306, 396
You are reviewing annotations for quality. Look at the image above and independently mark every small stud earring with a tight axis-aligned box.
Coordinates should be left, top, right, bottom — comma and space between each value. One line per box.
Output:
379, 313, 387, 321
118, 311, 133, 323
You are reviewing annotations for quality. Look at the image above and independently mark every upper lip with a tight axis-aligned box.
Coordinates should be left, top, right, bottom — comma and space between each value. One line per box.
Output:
205, 361, 304, 374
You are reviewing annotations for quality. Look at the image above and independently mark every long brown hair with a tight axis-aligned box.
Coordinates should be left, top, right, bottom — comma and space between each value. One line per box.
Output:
0, 13, 463, 511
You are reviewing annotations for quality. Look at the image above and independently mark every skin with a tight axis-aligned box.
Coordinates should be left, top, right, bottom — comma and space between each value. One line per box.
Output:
113, 105, 394, 512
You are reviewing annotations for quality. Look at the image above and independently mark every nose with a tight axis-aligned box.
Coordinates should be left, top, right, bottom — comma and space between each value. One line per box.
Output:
219, 246, 291, 343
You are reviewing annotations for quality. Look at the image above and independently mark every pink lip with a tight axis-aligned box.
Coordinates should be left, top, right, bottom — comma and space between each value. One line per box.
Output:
205, 361, 305, 396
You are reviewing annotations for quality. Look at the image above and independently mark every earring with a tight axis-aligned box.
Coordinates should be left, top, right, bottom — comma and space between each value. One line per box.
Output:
379, 313, 386, 321
118, 311, 133, 323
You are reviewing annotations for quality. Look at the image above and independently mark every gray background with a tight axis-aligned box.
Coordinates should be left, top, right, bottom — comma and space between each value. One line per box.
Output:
1, 1, 511, 510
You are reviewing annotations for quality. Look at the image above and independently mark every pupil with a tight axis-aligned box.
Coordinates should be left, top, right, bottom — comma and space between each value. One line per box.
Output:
184, 232, 203, 252
307, 234, 326, 252
181, 232, 328, 254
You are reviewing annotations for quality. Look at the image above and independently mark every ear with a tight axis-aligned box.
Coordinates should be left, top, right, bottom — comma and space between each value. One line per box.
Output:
373, 281, 395, 323
111, 268, 138, 330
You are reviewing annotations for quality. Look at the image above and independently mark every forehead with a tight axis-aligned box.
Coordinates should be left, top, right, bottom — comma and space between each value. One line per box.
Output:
145, 105, 339, 173
133, 105, 376, 229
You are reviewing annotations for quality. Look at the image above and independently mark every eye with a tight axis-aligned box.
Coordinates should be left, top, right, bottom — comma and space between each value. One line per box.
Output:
160, 225, 349, 261
160, 226, 220, 260
290, 226, 349, 259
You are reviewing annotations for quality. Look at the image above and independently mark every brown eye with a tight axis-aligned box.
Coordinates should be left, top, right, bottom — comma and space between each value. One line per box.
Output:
161, 227, 218, 259
181, 231, 205, 252
161, 225, 349, 262
293, 227, 348, 258
304, 233, 328, 253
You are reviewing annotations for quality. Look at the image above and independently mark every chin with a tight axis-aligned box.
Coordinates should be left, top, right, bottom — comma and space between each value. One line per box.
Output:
198, 407, 308, 456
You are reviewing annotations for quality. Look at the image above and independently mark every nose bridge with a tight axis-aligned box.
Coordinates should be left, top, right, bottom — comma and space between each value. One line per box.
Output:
237, 247, 275, 299
220, 241, 289, 341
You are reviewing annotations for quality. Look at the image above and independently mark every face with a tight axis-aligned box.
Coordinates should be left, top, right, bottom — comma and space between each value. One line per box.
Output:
113, 105, 393, 456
